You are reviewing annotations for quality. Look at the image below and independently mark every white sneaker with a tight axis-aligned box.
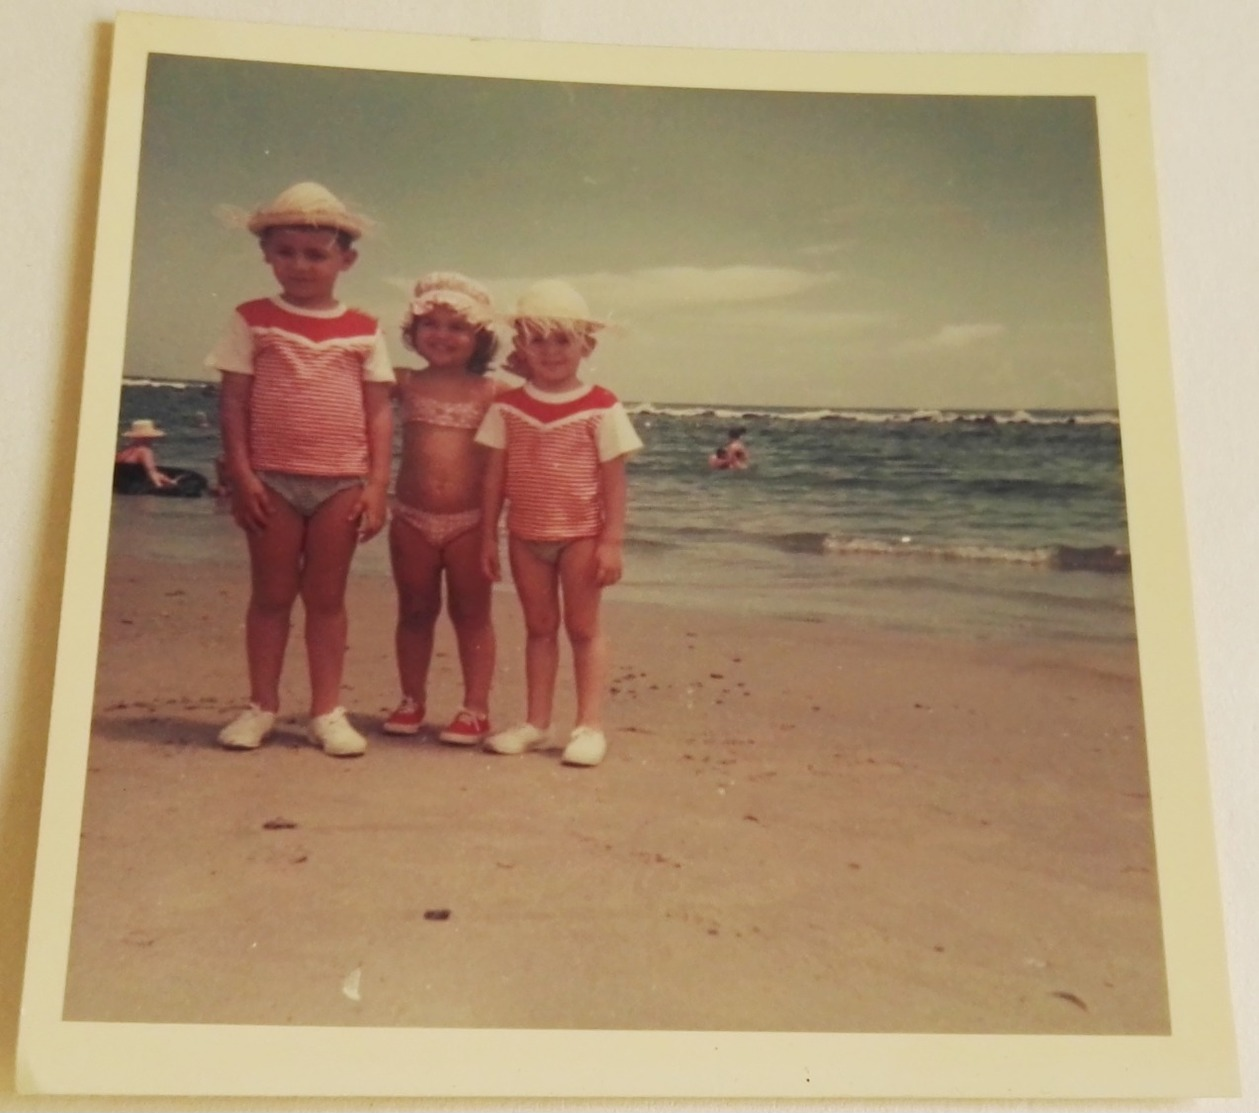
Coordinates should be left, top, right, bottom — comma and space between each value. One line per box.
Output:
307, 707, 367, 757
218, 704, 276, 750
563, 725, 608, 767
485, 722, 551, 755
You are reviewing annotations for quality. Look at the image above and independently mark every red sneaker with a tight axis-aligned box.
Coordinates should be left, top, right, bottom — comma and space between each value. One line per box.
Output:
382, 697, 425, 735
438, 708, 491, 746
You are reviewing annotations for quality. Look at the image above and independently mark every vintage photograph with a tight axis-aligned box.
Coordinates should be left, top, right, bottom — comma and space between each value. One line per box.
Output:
17, 13, 1235, 1100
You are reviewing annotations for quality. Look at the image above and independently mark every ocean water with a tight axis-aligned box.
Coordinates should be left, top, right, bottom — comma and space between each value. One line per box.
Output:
110, 381, 1136, 644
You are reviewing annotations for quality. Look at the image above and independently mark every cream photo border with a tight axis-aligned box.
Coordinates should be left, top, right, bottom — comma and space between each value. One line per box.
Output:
15, 10, 1237, 1099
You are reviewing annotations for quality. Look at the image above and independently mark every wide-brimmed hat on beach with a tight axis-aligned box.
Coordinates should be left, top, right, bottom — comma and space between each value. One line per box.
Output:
122, 419, 165, 440
508, 279, 610, 334
236, 182, 371, 240
401, 272, 496, 350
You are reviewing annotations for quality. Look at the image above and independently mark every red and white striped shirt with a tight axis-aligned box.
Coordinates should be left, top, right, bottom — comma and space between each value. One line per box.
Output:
206, 298, 393, 476
476, 383, 643, 541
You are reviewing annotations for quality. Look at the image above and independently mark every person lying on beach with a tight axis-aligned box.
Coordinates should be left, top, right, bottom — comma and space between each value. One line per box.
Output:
382, 273, 506, 746
207, 181, 394, 758
114, 419, 176, 490
478, 280, 643, 768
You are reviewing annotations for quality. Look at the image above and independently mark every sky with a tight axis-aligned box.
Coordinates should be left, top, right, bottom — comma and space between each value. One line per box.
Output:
125, 54, 1117, 410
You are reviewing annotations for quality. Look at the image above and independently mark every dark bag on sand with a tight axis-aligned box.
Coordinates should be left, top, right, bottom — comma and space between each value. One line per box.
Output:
113, 462, 208, 498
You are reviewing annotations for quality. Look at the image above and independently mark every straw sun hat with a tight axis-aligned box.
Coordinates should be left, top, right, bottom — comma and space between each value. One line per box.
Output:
122, 419, 165, 440
401, 272, 496, 350
230, 182, 372, 240
508, 279, 610, 333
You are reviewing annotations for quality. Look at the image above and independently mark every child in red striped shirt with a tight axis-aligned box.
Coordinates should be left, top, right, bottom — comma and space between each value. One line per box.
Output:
477, 280, 642, 767
207, 182, 394, 757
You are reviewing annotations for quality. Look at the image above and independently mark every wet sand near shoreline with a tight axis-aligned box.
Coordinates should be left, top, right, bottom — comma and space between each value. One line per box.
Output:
62, 554, 1167, 1034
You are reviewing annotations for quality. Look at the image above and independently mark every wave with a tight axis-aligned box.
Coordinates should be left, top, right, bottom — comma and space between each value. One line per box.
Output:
942, 476, 1102, 499
123, 377, 218, 392
625, 401, 1118, 427
745, 531, 1129, 572
125, 383, 1113, 428
124, 382, 1115, 430
645, 523, 1129, 572
820, 536, 1129, 573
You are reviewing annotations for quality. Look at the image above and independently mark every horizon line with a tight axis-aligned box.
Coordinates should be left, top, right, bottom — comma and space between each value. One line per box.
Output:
119, 375, 1120, 415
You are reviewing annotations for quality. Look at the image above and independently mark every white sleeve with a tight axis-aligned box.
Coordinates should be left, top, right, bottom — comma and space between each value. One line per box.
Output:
474, 403, 506, 449
204, 311, 253, 375
598, 402, 644, 462
363, 329, 394, 383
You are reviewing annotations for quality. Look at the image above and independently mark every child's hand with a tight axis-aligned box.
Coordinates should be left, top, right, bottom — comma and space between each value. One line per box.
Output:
481, 536, 501, 582
594, 540, 624, 586
230, 472, 271, 533
354, 484, 388, 541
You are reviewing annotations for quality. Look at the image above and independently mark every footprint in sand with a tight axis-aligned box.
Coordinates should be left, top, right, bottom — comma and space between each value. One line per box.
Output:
848, 756, 906, 775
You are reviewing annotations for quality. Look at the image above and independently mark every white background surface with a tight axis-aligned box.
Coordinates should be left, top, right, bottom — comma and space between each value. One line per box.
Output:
1, 2, 1255, 1110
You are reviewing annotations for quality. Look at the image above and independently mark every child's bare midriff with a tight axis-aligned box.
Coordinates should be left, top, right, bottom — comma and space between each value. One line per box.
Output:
395, 424, 487, 513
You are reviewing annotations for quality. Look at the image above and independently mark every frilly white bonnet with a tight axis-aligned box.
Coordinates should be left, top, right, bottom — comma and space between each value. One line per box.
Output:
401, 272, 496, 351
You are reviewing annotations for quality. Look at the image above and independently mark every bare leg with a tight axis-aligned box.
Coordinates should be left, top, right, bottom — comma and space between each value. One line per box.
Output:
443, 527, 495, 716
558, 538, 606, 729
507, 537, 561, 729
300, 486, 362, 717
243, 490, 304, 711
388, 517, 444, 707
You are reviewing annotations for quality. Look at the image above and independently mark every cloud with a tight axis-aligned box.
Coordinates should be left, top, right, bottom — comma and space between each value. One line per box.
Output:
892, 322, 1007, 355
492, 265, 838, 316
797, 240, 853, 258
933, 323, 1008, 347
703, 306, 893, 337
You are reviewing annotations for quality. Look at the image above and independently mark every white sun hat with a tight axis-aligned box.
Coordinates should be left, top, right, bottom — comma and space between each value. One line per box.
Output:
238, 181, 372, 240
508, 279, 609, 333
122, 418, 165, 440
401, 272, 496, 350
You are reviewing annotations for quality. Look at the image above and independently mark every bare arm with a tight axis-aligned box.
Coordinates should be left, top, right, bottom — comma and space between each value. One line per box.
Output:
594, 455, 629, 586
219, 371, 270, 532
480, 448, 506, 582
353, 380, 394, 541
128, 445, 175, 488
391, 366, 411, 402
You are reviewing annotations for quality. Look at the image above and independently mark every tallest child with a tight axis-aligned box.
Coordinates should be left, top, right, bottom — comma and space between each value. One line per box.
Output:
208, 183, 394, 757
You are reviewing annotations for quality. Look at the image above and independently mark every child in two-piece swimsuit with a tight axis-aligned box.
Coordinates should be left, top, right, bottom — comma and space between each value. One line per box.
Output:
383, 272, 507, 744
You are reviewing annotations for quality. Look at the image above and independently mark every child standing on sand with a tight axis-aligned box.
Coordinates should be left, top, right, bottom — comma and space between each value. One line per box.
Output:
208, 182, 394, 757
477, 280, 642, 767
382, 273, 505, 744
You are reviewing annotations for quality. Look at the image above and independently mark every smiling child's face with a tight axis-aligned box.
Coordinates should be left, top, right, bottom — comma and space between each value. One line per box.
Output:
261, 227, 357, 309
411, 305, 479, 372
516, 326, 596, 392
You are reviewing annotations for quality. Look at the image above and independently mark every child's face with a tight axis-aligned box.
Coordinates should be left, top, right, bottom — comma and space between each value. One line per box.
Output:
261, 227, 357, 309
411, 305, 479, 372
516, 327, 595, 392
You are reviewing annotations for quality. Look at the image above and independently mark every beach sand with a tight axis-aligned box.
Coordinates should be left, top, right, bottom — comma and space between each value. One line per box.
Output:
62, 550, 1167, 1034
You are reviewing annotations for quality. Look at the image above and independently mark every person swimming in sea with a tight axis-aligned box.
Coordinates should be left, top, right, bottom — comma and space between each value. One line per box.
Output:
709, 427, 749, 470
